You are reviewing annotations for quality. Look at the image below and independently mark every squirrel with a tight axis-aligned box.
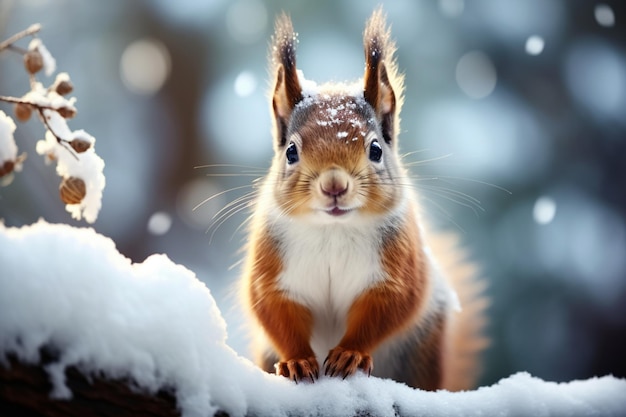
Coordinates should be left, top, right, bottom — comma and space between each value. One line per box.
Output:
240, 8, 487, 391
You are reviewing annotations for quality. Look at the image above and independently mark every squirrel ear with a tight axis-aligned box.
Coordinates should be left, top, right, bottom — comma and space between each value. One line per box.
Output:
363, 8, 403, 145
271, 13, 303, 148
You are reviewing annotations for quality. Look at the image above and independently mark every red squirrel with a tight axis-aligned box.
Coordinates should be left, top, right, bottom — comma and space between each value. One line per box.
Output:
240, 8, 487, 391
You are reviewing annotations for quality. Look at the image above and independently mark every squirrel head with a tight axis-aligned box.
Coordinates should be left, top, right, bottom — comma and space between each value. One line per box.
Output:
267, 8, 406, 222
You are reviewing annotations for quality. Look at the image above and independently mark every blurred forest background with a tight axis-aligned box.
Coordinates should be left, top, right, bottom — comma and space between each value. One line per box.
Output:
1, 0, 624, 387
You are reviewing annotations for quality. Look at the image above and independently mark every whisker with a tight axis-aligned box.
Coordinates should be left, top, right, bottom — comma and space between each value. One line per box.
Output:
418, 195, 466, 234
228, 257, 245, 272
400, 149, 432, 159
204, 196, 252, 243
194, 163, 267, 171
427, 175, 512, 195
403, 153, 453, 167
359, 170, 493, 214
195, 163, 270, 244
418, 184, 484, 209
193, 184, 254, 211
230, 213, 255, 243
208, 198, 255, 244
211, 190, 258, 222
202, 173, 265, 178
418, 185, 483, 217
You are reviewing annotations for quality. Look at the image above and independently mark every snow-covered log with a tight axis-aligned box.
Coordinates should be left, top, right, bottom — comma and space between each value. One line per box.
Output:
1, 221, 625, 417
1, 352, 182, 417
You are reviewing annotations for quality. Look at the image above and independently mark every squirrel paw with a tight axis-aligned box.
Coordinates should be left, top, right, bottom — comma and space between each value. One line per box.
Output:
275, 356, 319, 383
324, 346, 372, 379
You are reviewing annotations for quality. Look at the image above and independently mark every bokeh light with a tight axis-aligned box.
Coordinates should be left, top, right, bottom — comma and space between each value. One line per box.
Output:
226, 0, 268, 44
525, 35, 545, 55
416, 94, 550, 182
438, 0, 464, 19
234, 71, 258, 98
455, 51, 497, 99
200, 71, 271, 164
564, 38, 626, 124
533, 196, 556, 225
120, 38, 171, 95
594, 4, 616, 28
147, 211, 172, 235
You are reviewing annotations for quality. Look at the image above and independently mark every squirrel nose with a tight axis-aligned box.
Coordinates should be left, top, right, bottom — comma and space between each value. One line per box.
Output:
319, 168, 350, 198
321, 182, 348, 197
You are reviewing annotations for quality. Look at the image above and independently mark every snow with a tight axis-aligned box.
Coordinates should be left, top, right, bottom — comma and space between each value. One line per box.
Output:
6, 34, 105, 223
0, 110, 18, 165
21, 81, 77, 117
296, 69, 318, 96
1, 220, 625, 417
296, 69, 363, 100
294, 70, 374, 141
35, 111, 105, 223
54, 71, 71, 83
28, 38, 57, 76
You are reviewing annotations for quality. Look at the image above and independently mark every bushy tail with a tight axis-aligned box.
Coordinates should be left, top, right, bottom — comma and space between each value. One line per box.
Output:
432, 232, 489, 391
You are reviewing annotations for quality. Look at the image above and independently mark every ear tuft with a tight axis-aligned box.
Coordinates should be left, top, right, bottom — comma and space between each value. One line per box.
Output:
363, 7, 404, 145
270, 13, 303, 147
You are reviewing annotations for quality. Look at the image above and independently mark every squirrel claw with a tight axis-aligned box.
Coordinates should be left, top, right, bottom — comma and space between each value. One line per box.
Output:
275, 356, 319, 384
324, 346, 372, 380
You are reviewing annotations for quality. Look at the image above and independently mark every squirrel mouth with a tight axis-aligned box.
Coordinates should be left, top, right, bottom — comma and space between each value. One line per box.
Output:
326, 206, 351, 216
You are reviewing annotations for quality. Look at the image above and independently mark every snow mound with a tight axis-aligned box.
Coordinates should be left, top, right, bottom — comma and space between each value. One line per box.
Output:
0, 110, 18, 166
1, 221, 625, 417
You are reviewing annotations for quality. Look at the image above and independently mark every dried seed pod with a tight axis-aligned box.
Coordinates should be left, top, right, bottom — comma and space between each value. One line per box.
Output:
56, 106, 77, 119
59, 176, 86, 204
54, 79, 74, 96
14, 102, 32, 122
69, 138, 91, 153
43, 151, 57, 164
0, 160, 15, 177
24, 49, 44, 74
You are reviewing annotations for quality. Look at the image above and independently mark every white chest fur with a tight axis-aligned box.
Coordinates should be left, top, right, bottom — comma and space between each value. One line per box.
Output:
272, 215, 387, 361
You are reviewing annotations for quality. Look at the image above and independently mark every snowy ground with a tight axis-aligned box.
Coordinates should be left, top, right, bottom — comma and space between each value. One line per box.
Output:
1, 221, 625, 417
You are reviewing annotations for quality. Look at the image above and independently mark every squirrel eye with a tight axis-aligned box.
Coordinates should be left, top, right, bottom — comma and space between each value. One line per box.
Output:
285, 142, 299, 164
369, 140, 383, 162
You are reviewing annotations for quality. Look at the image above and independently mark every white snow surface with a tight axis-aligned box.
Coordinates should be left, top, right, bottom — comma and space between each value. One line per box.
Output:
0, 110, 18, 165
1, 221, 625, 417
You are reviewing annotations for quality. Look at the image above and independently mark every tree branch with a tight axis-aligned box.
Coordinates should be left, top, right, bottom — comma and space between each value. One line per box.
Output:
0, 95, 79, 159
37, 108, 79, 159
0, 94, 67, 113
0, 24, 41, 52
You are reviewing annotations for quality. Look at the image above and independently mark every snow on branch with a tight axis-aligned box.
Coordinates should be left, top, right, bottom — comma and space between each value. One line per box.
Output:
0, 25, 105, 223
1, 221, 625, 417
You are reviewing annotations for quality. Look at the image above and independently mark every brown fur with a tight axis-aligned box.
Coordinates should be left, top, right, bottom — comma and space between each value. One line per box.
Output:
433, 232, 489, 391
271, 13, 303, 148
326, 212, 429, 378
363, 8, 404, 145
